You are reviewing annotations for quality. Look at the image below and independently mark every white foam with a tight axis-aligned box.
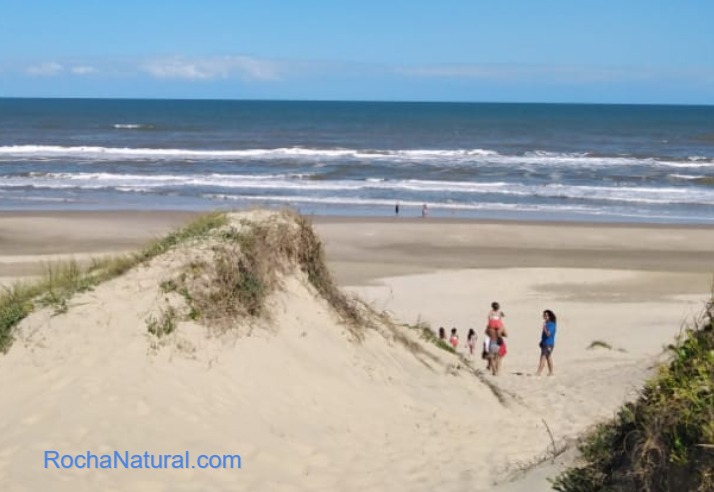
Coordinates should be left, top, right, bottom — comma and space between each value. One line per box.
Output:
668, 173, 705, 181
4, 172, 714, 206
113, 124, 153, 129
0, 145, 711, 169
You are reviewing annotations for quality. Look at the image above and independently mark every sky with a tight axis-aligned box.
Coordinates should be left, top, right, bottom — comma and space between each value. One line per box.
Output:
1, 0, 713, 104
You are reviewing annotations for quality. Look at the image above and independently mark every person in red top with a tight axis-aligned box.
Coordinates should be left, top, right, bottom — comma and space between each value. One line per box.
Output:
485, 302, 507, 375
449, 327, 459, 349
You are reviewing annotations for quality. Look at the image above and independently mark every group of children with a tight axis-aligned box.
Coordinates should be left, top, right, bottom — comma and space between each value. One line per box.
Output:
437, 302, 509, 376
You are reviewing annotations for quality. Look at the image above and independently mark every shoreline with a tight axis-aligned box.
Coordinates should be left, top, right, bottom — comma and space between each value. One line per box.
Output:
2, 208, 714, 229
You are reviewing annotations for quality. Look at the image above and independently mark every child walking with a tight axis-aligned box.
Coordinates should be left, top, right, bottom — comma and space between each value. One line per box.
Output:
449, 328, 459, 349
466, 328, 477, 357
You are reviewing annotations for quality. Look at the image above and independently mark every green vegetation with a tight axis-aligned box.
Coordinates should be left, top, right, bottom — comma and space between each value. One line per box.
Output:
146, 306, 178, 337
0, 284, 35, 352
0, 212, 228, 353
410, 320, 456, 354
1, 209, 367, 351
0, 260, 99, 352
553, 301, 714, 492
587, 340, 613, 351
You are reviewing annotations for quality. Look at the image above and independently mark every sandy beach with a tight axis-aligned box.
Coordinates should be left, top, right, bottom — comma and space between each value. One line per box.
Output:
1, 210, 713, 491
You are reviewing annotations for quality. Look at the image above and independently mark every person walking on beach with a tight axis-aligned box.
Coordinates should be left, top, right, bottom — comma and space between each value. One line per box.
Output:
466, 328, 477, 358
438, 326, 446, 341
485, 302, 506, 375
536, 309, 557, 376
421, 203, 428, 218
449, 328, 459, 349
395, 203, 400, 216
482, 302, 506, 374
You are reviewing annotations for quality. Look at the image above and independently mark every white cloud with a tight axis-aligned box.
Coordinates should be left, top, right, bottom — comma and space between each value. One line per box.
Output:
71, 65, 97, 75
395, 63, 669, 84
26, 62, 64, 76
141, 56, 281, 81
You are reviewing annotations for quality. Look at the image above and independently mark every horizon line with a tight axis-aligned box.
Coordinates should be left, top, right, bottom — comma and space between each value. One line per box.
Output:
1, 96, 712, 108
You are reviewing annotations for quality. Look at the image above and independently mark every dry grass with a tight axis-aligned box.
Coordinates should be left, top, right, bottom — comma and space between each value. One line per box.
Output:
166, 210, 365, 337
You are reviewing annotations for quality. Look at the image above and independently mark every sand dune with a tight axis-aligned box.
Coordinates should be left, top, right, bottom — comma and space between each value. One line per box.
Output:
0, 211, 533, 492
0, 211, 711, 491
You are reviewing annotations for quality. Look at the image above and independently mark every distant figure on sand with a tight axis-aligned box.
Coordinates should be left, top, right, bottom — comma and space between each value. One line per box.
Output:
421, 203, 428, 218
485, 302, 507, 375
449, 328, 459, 349
536, 310, 557, 376
466, 328, 477, 357
395, 203, 400, 216
438, 326, 446, 341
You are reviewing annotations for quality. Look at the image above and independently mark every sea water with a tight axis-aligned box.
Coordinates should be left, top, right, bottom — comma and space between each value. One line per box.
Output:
1, 98, 713, 223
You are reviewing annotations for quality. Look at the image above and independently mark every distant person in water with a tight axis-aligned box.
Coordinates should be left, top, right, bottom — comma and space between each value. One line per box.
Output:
395, 203, 400, 216
421, 203, 428, 218
449, 328, 459, 349
536, 309, 557, 376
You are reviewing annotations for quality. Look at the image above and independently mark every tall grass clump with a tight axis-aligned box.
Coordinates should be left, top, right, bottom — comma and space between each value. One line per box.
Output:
0, 260, 97, 352
0, 284, 37, 352
174, 210, 363, 335
0, 212, 228, 354
553, 301, 714, 492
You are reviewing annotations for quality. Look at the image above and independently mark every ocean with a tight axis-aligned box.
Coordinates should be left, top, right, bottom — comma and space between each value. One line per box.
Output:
1, 98, 713, 223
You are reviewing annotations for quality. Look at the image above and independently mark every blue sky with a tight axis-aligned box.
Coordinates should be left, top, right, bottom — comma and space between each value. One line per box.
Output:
1, 0, 713, 104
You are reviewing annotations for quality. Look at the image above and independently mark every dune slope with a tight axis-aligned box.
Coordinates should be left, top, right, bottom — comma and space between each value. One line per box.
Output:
0, 211, 547, 492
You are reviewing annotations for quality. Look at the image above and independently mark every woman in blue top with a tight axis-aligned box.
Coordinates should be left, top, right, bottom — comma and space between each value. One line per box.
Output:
536, 309, 557, 376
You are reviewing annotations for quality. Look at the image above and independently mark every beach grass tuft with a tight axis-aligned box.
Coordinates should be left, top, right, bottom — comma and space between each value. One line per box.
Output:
411, 319, 456, 354
553, 300, 714, 492
146, 306, 178, 337
0, 212, 228, 354
587, 340, 613, 350
0, 284, 36, 352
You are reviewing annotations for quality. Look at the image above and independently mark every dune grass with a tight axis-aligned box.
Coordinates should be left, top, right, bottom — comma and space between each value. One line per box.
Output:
0, 284, 35, 352
587, 340, 613, 350
553, 301, 714, 492
0, 212, 228, 353
410, 320, 456, 354
1, 209, 373, 350
170, 210, 364, 336
146, 306, 178, 337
